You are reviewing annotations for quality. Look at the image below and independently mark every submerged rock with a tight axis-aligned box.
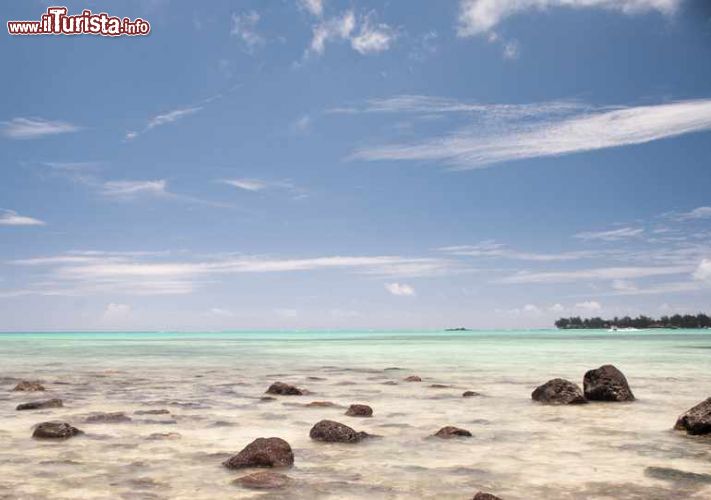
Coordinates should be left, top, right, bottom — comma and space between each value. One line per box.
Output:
309, 419, 369, 443
223, 437, 294, 469
233, 471, 291, 490
13, 380, 45, 392
33, 421, 83, 439
147, 432, 181, 440
429, 384, 451, 388
305, 401, 337, 408
84, 412, 132, 423
645, 466, 711, 484
531, 378, 587, 405
404, 375, 422, 382
266, 382, 303, 396
583, 365, 635, 402
462, 391, 481, 398
473, 492, 503, 500
345, 404, 373, 417
135, 409, 170, 415
674, 397, 711, 435
16, 399, 63, 411
434, 426, 472, 439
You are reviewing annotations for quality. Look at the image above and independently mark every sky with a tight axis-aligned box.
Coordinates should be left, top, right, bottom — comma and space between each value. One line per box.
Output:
1, 0, 710, 331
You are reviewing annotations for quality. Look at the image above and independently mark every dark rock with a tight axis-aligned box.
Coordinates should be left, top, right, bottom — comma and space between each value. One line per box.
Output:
382, 381, 398, 386
674, 397, 711, 435
429, 384, 451, 388
33, 421, 83, 439
306, 376, 326, 381
16, 399, 63, 411
531, 378, 587, 405
266, 382, 303, 396
13, 380, 45, 392
463, 391, 481, 398
309, 419, 369, 443
233, 471, 291, 490
135, 409, 170, 415
305, 401, 337, 408
260, 396, 276, 402
583, 365, 635, 402
434, 426, 472, 439
404, 375, 422, 382
473, 492, 503, 500
84, 412, 132, 423
147, 432, 181, 440
345, 404, 373, 417
223, 437, 294, 469
645, 466, 711, 484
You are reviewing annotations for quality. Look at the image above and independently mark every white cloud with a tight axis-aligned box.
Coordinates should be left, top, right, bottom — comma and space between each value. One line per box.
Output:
352, 99, 711, 170
575, 300, 601, 311
693, 259, 711, 282
102, 303, 131, 321
549, 303, 565, 313
1, 117, 80, 139
147, 106, 202, 130
231, 11, 264, 52
101, 180, 167, 198
440, 241, 593, 261
502, 39, 520, 59
298, 0, 323, 17
611, 279, 638, 292
457, 0, 682, 37
677, 206, 711, 220
499, 265, 690, 284
221, 178, 268, 192
385, 282, 416, 296
308, 10, 355, 55
350, 17, 396, 54
574, 227, 644, 241
0, 210, 45, 227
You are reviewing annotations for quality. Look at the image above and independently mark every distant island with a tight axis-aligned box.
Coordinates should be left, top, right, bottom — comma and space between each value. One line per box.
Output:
444, 327, 471, 331
555, 313, 711, 330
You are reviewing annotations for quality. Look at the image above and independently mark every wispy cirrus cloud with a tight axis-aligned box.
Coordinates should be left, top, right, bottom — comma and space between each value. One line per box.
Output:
498, 265, 691, 284
439, 240, 595, 261
675, 206, 711, 221
574, 227, 644, 241
457, 0, 682, 37
351, 98, 711, 170
220, 178, 306, 199
0, 209, 46, 227
126, 106, 202, 141
1, 117, 80, 140
101, 180, 168, 198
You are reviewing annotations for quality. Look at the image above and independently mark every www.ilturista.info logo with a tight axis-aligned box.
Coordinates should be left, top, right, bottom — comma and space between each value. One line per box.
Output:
7, 7, 150, 36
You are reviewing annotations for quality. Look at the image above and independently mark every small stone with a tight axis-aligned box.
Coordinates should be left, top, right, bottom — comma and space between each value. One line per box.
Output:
266, 382, 303, 396
223, 437, 294, 469
13, 380, 45, 392
33, 421, 83, 439
16, 399, 63, 411
84, 412, 132, 423
462, 391, 481, 398
305, 401, 337, 408
309, 419, 368, 443
404, 375, 422, 382
429, 384, 451, 388
345, 404, 373, 417
135, 409, 170, 415
233, 471, 291, 490
434, 426, 472, 438
674, 397, 711, 435
147, 432, 181, 440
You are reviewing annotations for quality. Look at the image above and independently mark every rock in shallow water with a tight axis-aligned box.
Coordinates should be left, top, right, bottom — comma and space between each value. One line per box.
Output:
473, 492, 503, 500
531, 378, 587, 405
310, 419, 369, 443
462, 391, 481, 398
135, 409, 170, 415
404, 375, 422, 382
223, 437, 294, 469
84, 412, 132, 423
266, 382, 303, 396
33, 421, 83, 439
345, 404, 373, 417
583, 364, 635, 402
13, 380, 45, 392
305, 401, 337, 408
233, 471, 291, 490
674, 397, 711, 435
434, 426, 472, 438
16, 399, 63, 411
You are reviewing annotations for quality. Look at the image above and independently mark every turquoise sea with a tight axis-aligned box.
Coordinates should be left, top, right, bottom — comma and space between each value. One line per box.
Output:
1, 329, 710, 499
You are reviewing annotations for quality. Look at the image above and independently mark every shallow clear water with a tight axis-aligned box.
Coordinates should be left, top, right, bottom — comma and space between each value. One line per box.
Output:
1, 329, 710, 499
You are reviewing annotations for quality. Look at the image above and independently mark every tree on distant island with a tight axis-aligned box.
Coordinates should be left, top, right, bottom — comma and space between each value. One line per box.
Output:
554, 313, 711, 329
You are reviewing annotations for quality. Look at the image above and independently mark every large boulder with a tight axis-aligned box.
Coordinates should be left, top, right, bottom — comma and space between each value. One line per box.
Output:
223, 437, 294, 469
266, 382, 303, 396
309, 420, 368, 443
345, 404, 373, 417
32, 421, 83, 439
13, 380, 45, 392
233, 471, 291, 490
531, 378, 587, 405
473, 492, 503, 500
583, 365, 635, 402
674, 397, 711, 435
17, 399, 63, 411
434, 426, 472, 439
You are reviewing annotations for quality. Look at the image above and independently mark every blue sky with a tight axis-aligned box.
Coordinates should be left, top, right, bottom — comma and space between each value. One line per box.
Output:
1, 0, 710, 330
